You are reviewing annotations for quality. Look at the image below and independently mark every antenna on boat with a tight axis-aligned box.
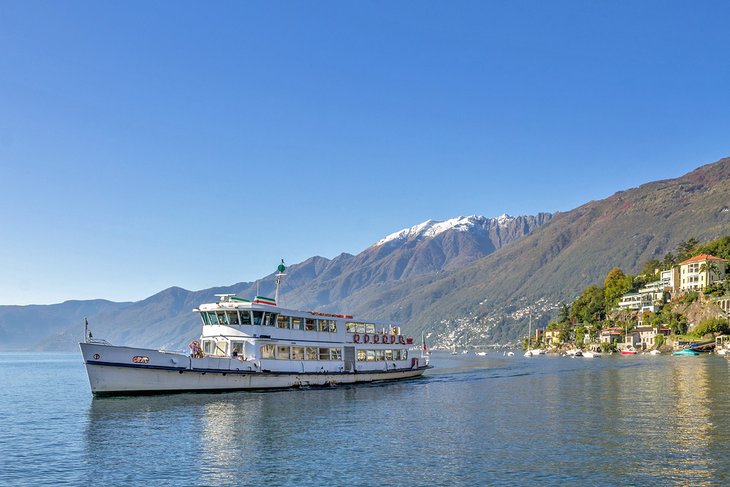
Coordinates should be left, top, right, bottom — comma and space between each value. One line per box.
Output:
84, 317, 88, 343
274, 259, 286, 305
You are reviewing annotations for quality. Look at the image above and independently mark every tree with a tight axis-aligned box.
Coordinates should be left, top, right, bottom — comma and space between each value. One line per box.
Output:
692, 317, 730, 338
662, 252, 676, 270
604, 268, 634, 312
676, 238, 699, 262
696, 236, 730, 261
639, 259, 661, 279
558, 303, 570, 324
570, 285, 606, 324
699, 260, 721, 284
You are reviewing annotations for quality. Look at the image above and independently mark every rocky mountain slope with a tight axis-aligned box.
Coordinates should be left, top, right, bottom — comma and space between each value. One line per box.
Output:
5, 156, 730, 352
1, 213, 550, 351
369, 157, 730, 347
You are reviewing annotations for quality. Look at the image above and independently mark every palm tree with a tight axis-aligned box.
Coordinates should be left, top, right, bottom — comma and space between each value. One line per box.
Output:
699, 261, 721, 287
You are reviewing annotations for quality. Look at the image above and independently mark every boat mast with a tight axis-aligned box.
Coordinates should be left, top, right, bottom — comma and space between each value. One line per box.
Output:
274, 260, 286, 304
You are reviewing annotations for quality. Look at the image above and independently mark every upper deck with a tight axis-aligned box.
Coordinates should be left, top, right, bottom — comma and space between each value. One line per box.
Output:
194, 294, 411, 346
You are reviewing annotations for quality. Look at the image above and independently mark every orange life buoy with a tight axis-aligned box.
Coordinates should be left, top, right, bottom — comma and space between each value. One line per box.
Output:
364, 334, 371, 344
374, 334, 380, 344
390, 335, 396, 344
353, 333, 361, 343
399, 335, 405, 345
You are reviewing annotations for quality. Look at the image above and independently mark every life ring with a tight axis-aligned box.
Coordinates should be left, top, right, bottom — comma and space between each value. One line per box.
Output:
353, 333, 361, 343
374, 334, 380, 344
390, 335, 396, 344
399, 336, 405, 345
364, 334, 371, 344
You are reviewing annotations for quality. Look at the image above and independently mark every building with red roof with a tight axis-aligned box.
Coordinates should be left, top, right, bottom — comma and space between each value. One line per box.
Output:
678, 254, 728, 292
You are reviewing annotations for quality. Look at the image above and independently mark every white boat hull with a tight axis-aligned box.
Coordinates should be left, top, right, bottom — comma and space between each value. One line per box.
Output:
81, 343, 429, 395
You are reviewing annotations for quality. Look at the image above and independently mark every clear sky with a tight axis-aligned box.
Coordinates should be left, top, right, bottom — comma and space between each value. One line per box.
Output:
1, 1, 729, 305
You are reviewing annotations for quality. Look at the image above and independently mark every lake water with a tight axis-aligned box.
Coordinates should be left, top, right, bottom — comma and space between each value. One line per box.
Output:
2, 351, 730, 486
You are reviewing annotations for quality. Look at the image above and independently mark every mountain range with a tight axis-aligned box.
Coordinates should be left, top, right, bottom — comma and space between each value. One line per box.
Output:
3, 156, 730, 351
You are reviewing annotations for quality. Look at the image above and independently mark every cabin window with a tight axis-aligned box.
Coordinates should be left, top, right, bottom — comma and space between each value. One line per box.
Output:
200, 313, 210, 326
264, 313, 277, 326
231, 341, 244, 357
384, 350, 393, 361
213, 340, 228, 357
252, 311, 263, 326
292, 317, 303, 330
331, 348, 342, 360
366, 350, 375, 362
375, 350, 384, 361
260, 345, 275, 359
203, 340, 214, 355
277, 315, 291, 329
319, 348, 330, 360
240, 310, 252, 326
356, 323, 366, 334
365, 323, 376, 334
318, 319, 329, 332
401, 350, 408, 360
306, 347, 318, 360
216, 311, 229, 326
227, 311, 240, 325
291, 346, 304, 360
276, 346, 290, 360
357, 350, 366, 361
305, 318, 316, 331
346, 322, 357, 333
207, 312, 219, 325
329, 321, 337, 333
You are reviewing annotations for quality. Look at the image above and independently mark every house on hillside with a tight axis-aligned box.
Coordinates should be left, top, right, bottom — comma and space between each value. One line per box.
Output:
625, 331, 641, 349
636, 326, 671, 349
660, 268, 680, 293
617, 286, 665, 314
600, 327, 622, 344
678, 254, 728, 292
544, 328, 560, 347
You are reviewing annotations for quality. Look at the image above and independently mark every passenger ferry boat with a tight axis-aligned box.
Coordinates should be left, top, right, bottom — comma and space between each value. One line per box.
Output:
80, 264, 430, 395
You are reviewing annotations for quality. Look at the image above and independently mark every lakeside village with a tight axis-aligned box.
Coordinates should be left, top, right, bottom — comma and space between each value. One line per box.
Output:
525, 236, 730, 356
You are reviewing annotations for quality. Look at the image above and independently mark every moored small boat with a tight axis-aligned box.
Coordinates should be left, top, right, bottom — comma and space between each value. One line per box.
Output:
672, 349, 700, 356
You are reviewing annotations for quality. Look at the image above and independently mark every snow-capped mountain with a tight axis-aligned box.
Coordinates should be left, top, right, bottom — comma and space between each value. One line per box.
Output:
375, 214, 526, 247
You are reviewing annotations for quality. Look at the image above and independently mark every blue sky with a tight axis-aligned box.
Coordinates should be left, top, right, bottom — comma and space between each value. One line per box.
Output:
1, 1, 729, 305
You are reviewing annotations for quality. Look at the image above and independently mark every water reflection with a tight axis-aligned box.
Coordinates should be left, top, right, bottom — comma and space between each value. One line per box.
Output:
77, 354, 730, 486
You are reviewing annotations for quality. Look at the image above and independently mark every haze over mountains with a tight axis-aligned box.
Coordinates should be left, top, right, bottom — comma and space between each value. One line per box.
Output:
3, 157, 730, 351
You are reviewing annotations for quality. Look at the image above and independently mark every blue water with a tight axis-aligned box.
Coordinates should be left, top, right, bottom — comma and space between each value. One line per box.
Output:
2, 352, 730, 486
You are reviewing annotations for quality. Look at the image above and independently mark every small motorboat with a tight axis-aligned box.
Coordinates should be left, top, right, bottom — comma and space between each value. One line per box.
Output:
673, 349, 700, 356
648, 349, 661, 355
583, 350, 602, 358
621, 347, 638, 355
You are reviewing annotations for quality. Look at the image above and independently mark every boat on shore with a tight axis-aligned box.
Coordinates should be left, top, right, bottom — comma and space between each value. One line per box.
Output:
80, 264, 430, 396
620, 347, 638, 355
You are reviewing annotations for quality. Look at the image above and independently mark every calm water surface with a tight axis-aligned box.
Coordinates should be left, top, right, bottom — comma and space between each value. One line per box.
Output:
2, 351, 730, 486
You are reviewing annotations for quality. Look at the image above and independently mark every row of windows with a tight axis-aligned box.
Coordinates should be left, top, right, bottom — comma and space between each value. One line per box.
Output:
260, 345, 342, 361
200, 311, 337, 333
346, 322, 399, 334
357, 349, 408, 361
